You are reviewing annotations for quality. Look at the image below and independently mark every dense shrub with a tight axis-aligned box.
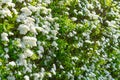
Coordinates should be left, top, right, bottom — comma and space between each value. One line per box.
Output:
0, 0, 120, 80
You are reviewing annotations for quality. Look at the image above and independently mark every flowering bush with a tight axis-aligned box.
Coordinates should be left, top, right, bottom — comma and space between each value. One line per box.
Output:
0, 0, 120, 80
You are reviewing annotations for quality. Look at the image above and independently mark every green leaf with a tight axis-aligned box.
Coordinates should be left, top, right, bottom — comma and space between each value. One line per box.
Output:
0, 58, 3, 62
105, 0, 112, 6
30, 53, 38, 60
99, 0, 112, 7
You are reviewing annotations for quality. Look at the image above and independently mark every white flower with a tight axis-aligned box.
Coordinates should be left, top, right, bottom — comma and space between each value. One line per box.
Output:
21, 7, 32, 16
54, 23, 59, 30
71, 17, 77, 21
87, 4, 94, 9
68, 32, 74, 37
30, 26, 37, 34
23, 17, 35, 24
53, 64, 56, 70
89, 72, 96, 77
96, 41, 101, 46
67, 72, 73, 79
4, 48, 9, 53
24, 49, 34, 57
78, 11, 83, 15
23, 36, 37, 47
0, 62, 2, 66
8, 32, 14, 36
106, 20, 116, 27
51, 68, 56, 75
78, 42, 83, 47
72, 56, 79, 61
37, 50, 43, 58
0, 8, 12, 18
91, 24, 96, 29
42, 25, 50, 31
18, 24, 29, 34
16, 58, 27, 66
51, 30, 58, 36
1, 32, 8, 37
2, 0, 12, 3
40, 7, 48, 14
41, 67, 45, 72
73, 31, 77, 35
12, 8, 18, 14
28, 5, 37, 12
25, 67, 32, 73
4, 54, 9, 59
14, 38, 22, 47
89, 12, 99, 20
27, 0, 32, 2
47, 73, 52, 77
36, 27, 44, 32
19, 54, 25, 59
85, 40, 94, 44
44, 0, 51, 4
39, 72, 45, 80
16, 0, 24, 3
33, 73, 40, 80
51, 41, 58, 47
7, 2, 15, 7
7, 76, 15, 80
24, 75, 29, 80
60, 65, 64, 69
21, 17, 37, 34
1, 32, 9, 42
18, 71, 22, 75
17, 14, 27, 22
46, 16, 54, 22
38, 46, 44, 53
64, 11, 69, 15
8, 61, 16, 66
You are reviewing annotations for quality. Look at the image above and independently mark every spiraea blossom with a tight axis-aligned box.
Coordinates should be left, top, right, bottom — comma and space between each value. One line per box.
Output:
1, 0, 12, 3
23, 36, 37, 47
24, 49, 34, 58
8, 61, 16, 66
0, 0, 120, 80
51, 41, 58, 47
21, 7, 32, 16
7, 76, 15, 80
17, 24, 30, 35
16, 0, 24, 3
1, 32, 9, 42
23, 17, 35, 25
24, 75, 29, 80
28, 5, 38, 12
0, 8, 12, 18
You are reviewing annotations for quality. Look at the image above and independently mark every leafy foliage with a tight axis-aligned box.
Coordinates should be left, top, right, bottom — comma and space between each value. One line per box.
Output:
0, 0, 120, 80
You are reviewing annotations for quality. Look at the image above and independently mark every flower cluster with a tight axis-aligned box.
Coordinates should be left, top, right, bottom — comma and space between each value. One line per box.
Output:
0, 0, 120, 80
